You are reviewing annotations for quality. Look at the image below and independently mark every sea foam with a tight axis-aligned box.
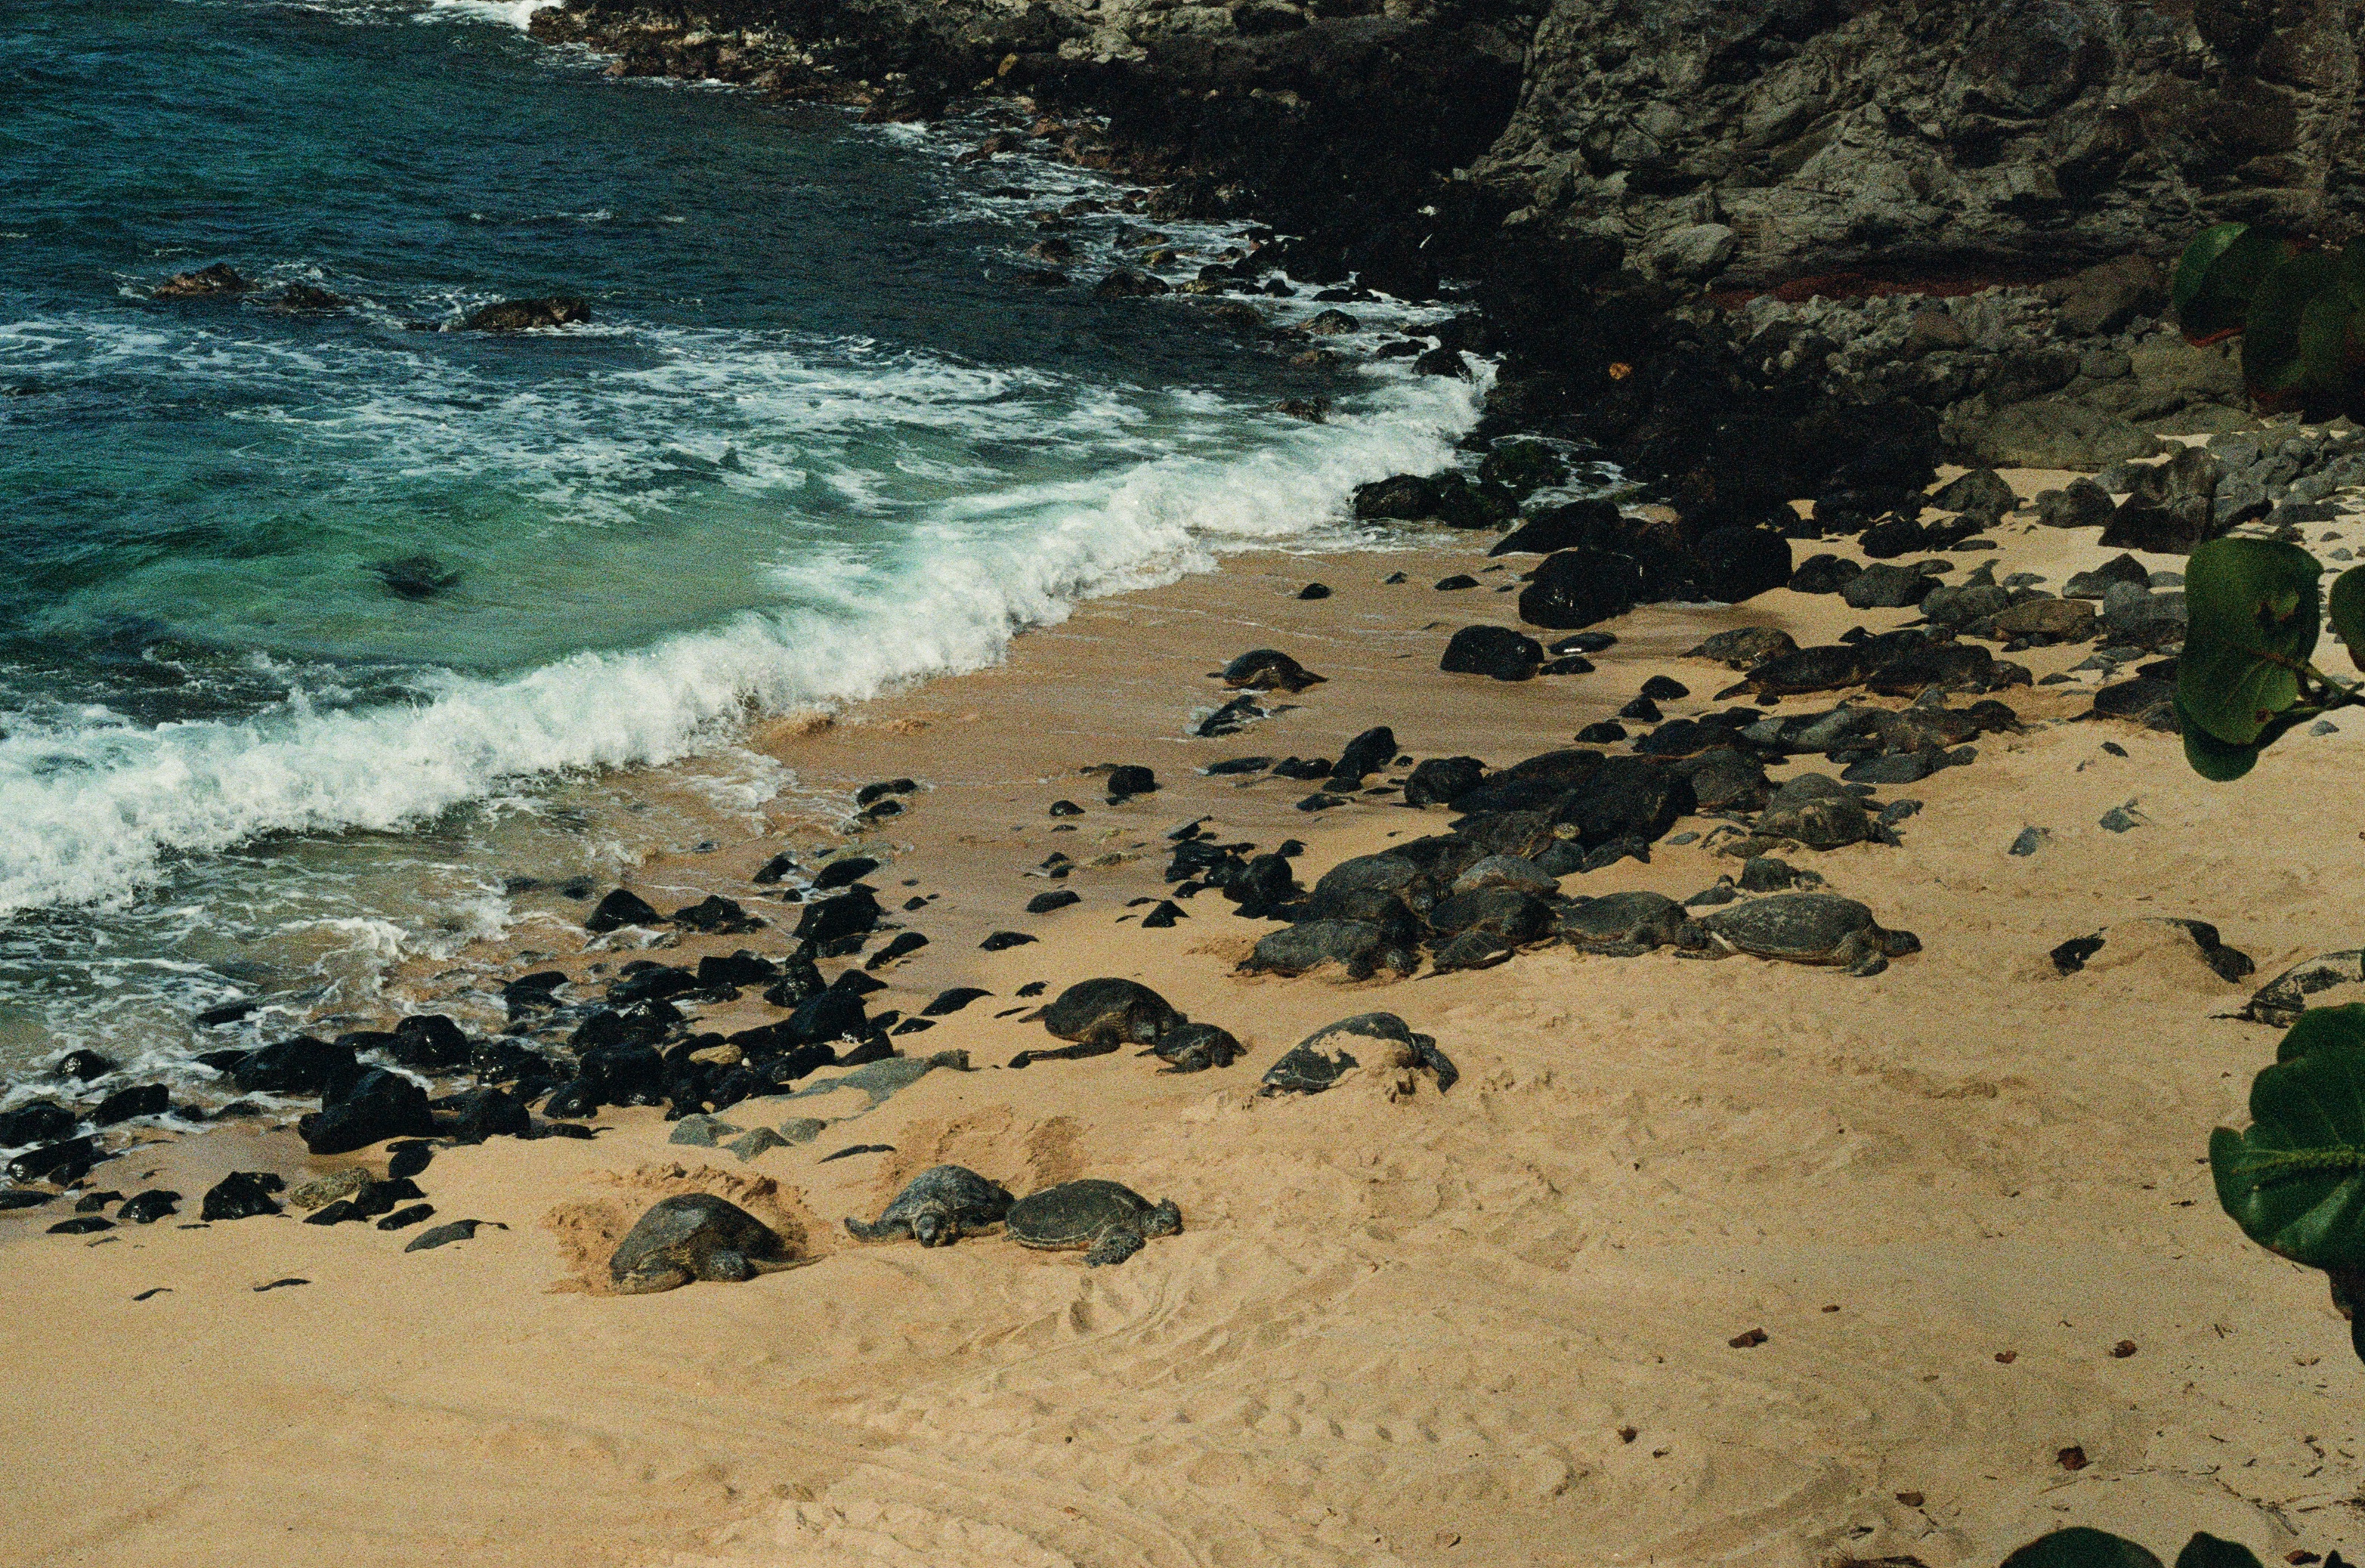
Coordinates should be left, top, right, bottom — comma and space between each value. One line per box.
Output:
0, 366, 1479, 917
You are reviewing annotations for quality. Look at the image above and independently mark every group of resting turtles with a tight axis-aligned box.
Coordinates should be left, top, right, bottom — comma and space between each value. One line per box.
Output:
604, 983, 1471, 1290
606, 890, 1918, 1293
609, 1171, 1182, 1291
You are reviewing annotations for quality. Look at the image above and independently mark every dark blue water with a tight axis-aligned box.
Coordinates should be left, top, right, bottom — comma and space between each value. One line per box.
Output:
0, 0, 1478, 1084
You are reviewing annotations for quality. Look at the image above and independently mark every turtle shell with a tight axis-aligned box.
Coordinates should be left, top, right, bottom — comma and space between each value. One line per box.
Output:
1557, 890, 1688, 951
610, 1193, 794, 1291
1040, 979, 1183, 1046
856, 1164, 1013, 1240
1261, 1011, 1457, 1095
1006, 1179, 1170, 1248
1702, 892, 1909, 960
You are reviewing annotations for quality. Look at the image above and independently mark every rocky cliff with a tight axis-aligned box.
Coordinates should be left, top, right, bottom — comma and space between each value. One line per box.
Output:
1475, 0, 2365, 287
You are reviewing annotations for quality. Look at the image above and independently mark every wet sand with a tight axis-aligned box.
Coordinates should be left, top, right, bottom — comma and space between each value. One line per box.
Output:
5, 481, 2365, 1567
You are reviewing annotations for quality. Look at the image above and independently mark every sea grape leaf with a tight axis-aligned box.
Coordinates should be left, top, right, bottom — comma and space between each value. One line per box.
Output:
2173, 1535, 2267, 1568
2176, 223, 2286, 341
2277, 1002, 2365, 1063
2244, 250, 2343, 401
2297, 289, 2357, 397
2176, 691, 2266, 781
2327, 565, 2365, 674
2176, 538, 2322, 745
2341, 241, 2365, 311
2000, 1529, 2166, 1568
2212, 1007, 2365, 1270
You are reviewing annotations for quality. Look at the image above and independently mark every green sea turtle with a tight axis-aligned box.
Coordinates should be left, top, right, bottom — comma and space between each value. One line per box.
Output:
1260, 1012, 1458, 1096
1006, 1179, 1181, 1266
843, 1164, 1014, 1247
1146, 1021, 1243, 1074
1037, 979, 1186, 1050
1556, 891, 1693, 956
609, 1193, 802, 1294
1689, 892, 1919, 976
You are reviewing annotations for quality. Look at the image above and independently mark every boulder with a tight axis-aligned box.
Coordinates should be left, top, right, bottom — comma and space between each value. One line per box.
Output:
1840, 563, 1935, 610
200, 1171, 285, 1221
301, 1069, 437, 1157
1402, 756, 1485, 807
1489, 497, 1622, 556
793, 887, 882, 946
1788, 555, 1862, 595
154, 263, 251, 298
2034, 478, 2118, 530
230, 1036, 358, 1097
1962, 400, 2163, 471
1693, 527, 1792, 603
1440, 625, 1543, 681
460, 297, 589, 331
1516, 549, 1644, 629
585, 888, 662, 932
2099, 446, 2222, 554
2055, 255, 2166, 338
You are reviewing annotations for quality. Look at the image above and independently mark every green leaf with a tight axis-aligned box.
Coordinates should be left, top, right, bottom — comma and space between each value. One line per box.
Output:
2177, 538, 2323, 745
2212, 1012, 2365, 1270
2001, 1529, 2166, 1568
2277, 1003, 2365, 1063
2177, 691, 2266, 779
2243, 251, 2343, 399
2341, 242, 2365, 311
2177, 224, 2287, 340
2327, 565, 2365, 674
2174, 1535, 2267, 1568
2298, 289, 2357, 394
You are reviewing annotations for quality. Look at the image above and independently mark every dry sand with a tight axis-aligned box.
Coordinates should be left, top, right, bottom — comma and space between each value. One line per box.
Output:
5, 476, 2365, 1567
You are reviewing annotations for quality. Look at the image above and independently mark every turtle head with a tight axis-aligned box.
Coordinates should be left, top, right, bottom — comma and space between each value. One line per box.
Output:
912, 1204, 952, 1247
1128, 1002, 1179, 1045
1143, 1198, 1182, 1239
1878, 925, 1921, 957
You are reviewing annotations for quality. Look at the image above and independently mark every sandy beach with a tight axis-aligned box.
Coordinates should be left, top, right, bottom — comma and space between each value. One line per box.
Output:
6, 473, 2364, 1568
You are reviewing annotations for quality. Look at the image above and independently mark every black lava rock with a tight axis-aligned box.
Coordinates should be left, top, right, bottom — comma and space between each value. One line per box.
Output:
1403, 756, 1485, 807
1441, 625, 1544, 681
794, 887, 882, 946
301, 1069, 437, 1157
200, 1171, 286, 1221
91, 1084, 170, 1126
585, 889, 663, 932
230, 1036, 359, 1098
1332, 725, 1399, 787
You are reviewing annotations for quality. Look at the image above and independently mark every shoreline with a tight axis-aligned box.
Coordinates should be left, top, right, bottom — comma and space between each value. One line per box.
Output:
12, 469, 2365, 1563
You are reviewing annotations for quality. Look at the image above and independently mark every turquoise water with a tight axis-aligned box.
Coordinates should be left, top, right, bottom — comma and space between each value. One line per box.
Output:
0, 0, 1479, 1084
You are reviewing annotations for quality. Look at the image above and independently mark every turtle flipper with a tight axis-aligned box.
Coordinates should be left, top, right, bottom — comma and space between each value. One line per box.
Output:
1084, 1226, 1145, 1267
1411, 1037, 1458, 1093
842, 1215, 898, 1242
613, 1263, 692, 1296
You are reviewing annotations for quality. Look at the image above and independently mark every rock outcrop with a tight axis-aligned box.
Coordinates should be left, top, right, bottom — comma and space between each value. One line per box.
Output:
1474, 0, 2365, 288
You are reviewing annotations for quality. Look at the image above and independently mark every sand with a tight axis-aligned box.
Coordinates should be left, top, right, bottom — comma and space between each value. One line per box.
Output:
5, 478, 2365, 1568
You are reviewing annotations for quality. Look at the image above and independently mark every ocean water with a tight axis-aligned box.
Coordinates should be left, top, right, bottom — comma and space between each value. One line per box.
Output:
0, 0, 1485, 1091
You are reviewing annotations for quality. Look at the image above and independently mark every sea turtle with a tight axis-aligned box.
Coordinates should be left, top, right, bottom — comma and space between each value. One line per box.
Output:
843, 1164, 1014, 1247
1037, 979, 1186, 1050
1689, 892, 1919, 977
1145, 1021, 1243, 1074
1006, 1179, 1181, 1266
1260, 1012, 1458, 1096
609, 1192, 803, 1294
1214, 648, 1325, 692
1556, 891, 1693, 956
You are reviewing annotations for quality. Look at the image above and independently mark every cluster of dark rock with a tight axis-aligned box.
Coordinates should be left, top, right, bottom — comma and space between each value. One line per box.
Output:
150, 262, 591, 336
